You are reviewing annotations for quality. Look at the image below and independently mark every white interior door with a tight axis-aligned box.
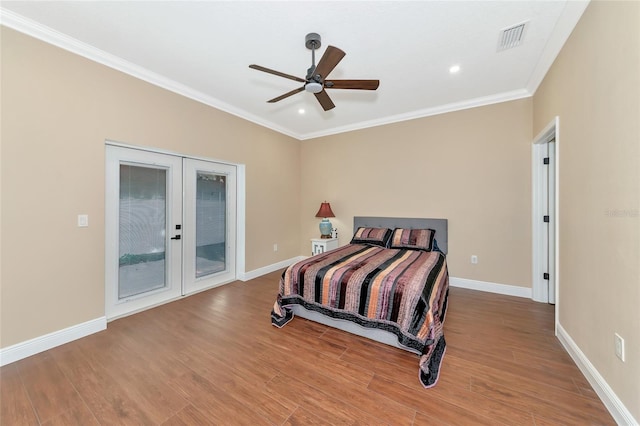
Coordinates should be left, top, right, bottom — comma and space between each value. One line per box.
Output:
106, 146, 237, 319
106, 146, 183, 319
183, 158, 236, 294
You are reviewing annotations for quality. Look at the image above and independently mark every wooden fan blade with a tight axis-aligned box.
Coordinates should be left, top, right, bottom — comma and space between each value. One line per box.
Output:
325, 79, 380, 90
314, 90, 335, 111
314, 46, 346, 79
267, 86, 305, 103
249, 64, 305, 83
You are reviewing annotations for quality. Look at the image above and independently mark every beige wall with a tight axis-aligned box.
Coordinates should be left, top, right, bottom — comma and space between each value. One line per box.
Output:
300, 98, 533, 287
3, 3, 638, 418
533, 1, 640, 420
0, 28, 301, 348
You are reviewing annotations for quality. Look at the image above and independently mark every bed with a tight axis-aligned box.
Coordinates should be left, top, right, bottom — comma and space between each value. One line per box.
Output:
271, 217, 449, 388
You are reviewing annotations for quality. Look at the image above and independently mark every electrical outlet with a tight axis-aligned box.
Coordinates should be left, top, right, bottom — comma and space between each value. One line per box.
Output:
471, 255, 478, 264
273, 243, 278, 252
77, 214, 89, 227
614, 333, 625, 362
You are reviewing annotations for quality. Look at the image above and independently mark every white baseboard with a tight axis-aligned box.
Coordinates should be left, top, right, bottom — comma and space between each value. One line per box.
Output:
0, 317, 106, 367
449, 276, 532, 299
556, 324, 638, 426
238, 256, 304, 282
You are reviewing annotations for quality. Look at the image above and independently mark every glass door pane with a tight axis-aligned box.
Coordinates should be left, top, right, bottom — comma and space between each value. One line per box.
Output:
196, 172, 226, 278
119, 164, 167, 299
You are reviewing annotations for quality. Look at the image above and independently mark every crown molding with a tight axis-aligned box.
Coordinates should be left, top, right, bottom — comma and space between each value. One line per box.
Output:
299, 89, 532, 140
0, 8, 300, 140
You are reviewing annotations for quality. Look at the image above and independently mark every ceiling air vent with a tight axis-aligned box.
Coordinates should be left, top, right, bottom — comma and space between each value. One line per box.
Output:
497, 22, 528, 51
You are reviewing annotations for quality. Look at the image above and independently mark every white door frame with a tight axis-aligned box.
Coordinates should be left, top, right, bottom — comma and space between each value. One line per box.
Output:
105, 141, 246, 320
531, 117, 560, 328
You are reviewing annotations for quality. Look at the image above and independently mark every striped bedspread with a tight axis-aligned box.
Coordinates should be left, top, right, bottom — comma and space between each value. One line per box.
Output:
271, 243, 449, 388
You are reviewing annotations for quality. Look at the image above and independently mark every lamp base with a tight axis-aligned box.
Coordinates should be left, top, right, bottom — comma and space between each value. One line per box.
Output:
319, 218, 333, 239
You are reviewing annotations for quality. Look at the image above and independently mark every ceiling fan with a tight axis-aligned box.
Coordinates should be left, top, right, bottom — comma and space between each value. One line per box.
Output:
249, 33, 379, 111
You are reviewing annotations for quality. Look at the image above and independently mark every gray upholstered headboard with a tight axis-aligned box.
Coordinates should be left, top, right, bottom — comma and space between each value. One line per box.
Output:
353, 216, 448, 255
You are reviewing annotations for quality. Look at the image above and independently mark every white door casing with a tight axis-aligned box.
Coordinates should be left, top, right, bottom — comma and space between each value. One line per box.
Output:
532, 117, 559, 315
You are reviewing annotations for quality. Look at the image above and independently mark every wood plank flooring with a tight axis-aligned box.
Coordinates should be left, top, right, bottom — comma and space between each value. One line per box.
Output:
0, 271, 615, 425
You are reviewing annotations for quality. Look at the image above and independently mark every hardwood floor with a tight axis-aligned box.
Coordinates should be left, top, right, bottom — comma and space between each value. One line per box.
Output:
1, 270, 614, 425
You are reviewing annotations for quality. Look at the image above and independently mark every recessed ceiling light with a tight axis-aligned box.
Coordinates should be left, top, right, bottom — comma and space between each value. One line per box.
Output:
449, 65, 461, 74
298, 108, 305, 115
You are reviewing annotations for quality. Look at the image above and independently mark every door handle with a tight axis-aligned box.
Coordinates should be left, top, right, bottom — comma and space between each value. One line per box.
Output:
171, 235, 181, 240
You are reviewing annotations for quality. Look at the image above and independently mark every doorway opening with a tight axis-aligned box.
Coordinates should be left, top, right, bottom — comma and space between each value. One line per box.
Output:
532, 117, 558, 311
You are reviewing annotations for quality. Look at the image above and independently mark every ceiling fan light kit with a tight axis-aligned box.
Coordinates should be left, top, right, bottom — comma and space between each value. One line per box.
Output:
305, 82, 323, 93
249, 33, 379, 111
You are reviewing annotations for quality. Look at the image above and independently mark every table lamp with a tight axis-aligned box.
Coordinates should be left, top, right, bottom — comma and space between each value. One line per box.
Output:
314, 202, 335, 239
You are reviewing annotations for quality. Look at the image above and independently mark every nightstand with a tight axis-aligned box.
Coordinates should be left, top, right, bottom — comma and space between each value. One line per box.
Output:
311, 238, 338, 255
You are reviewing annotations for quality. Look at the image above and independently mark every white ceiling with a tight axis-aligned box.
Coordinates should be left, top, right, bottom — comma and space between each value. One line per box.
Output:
0, 1, 588, 140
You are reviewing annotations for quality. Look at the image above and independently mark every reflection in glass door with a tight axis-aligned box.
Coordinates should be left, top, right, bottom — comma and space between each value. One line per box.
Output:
195, 171, 226, 278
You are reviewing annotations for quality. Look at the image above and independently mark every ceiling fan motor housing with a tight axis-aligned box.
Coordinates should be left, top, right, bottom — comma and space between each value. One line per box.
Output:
305, 33, 321, 50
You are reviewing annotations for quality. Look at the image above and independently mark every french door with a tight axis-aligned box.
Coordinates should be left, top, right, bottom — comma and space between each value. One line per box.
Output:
183, 158, 236, 294
106, 145, 236, 319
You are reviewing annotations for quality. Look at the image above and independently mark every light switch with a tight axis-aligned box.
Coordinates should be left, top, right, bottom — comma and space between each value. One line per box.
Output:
77, 214, 89, 227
